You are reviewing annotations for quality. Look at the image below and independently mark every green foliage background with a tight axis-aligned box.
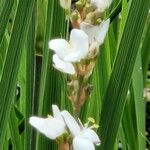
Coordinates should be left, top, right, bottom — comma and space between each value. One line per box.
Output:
0, 0, 150, 149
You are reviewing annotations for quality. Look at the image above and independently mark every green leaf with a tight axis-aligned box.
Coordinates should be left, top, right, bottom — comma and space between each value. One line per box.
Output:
35, 0, 67, 149
0, 0, 35, 147
141, 22, 150, 84
132, 53, 146, 149
24, 10, 36, 150
0, 0, 14, 44
99, 0, 150, 149
9, 107, 22, 150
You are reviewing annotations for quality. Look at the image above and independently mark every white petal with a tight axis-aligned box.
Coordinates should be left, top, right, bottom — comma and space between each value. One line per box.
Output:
80, 22, 98, 44
96, 19, 110, 45
91, 0, 112, 11
48, 39, 70, 60
49, 29, 89, 62
53, 54, 75, 74
73, 137, 95, 150
29, 116, 65, 139
52, 105, 64, 122
61, 111, 81, 136
64, 29, 89, 62
80, 128, 100, 146
80, 19, 110, 45
63, 51, 84, 62
59, 0, 71, 10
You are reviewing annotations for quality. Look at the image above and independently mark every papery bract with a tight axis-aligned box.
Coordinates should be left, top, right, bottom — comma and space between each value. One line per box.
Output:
62, 111, 100, 150
29, 105, 66, 139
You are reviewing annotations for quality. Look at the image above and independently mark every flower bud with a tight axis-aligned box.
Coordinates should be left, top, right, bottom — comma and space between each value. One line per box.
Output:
85, 12, 96, 24
76, 1, 84, 11
84, 3, 93, 14
71, 11, 79, 21
96, 18, 102, 25
71, 11, 81, 28
93, 10, 102, 19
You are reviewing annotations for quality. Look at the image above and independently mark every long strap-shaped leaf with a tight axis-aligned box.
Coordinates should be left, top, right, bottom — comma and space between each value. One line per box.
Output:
0, 0, 35, 147
36, 0, 67, 149
132, 53, 145, 149
24, 11, 36, 150
142, 22, 150, 83
9, 107, 22, 150
99, 0, 150, 149
0, 0, 14, 45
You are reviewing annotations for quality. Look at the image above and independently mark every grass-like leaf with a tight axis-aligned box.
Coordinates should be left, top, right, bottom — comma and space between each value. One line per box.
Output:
0, 0, 35, 147
0, 0, 14, 44
99, 0, 150, 149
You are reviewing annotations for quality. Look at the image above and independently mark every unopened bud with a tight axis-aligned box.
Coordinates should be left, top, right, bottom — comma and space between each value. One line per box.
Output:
84, 3, 93, 14
85, 12, 95, 24
71, 11, 79, 21
76, 1, 84, 11
93, 10, 102, 18
96, 18, 102, 25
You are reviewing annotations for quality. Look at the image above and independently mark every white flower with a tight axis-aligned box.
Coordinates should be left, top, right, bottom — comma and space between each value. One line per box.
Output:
80, 19, 110, 45
29, 105, 66, 139
49, 29, 89, 62
59, 0, 71, 10
62, 111, 100, 150
91, 0, 113, 12
53, 54, 75, 74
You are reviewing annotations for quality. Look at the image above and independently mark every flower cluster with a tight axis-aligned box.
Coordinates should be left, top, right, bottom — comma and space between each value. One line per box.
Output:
30, 0, 112, 149
49, 20, 109, 75
50, 0, 111, 76
30, 105, 100, 150
48, 0, 111, 117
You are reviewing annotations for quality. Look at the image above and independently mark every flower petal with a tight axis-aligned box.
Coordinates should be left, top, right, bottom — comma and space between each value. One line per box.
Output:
80, 19, 110, 45
80, 22, 99, 44
91, 0, 112, 11
29, 116, 65, 139
73, 137, 95, 150
59, 0, 71, 10
80, 128, 100, 146
96, 19, 110, 45
61, 111, 81, 136
53, 54, 75, 74
64, 29, 89, 62
63, 51, 84, 62
52, 105, 64, 122
48, 39, 70, 60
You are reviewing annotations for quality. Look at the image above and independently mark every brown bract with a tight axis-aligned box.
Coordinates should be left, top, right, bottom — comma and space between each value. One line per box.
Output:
59, 142, 72, 150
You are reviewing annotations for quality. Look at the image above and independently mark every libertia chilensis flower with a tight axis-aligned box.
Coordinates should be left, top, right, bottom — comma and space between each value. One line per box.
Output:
29, 105, 66, 139
62, 110, 100, 150
29, 0, 111, 149
30, 105, 100, 150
